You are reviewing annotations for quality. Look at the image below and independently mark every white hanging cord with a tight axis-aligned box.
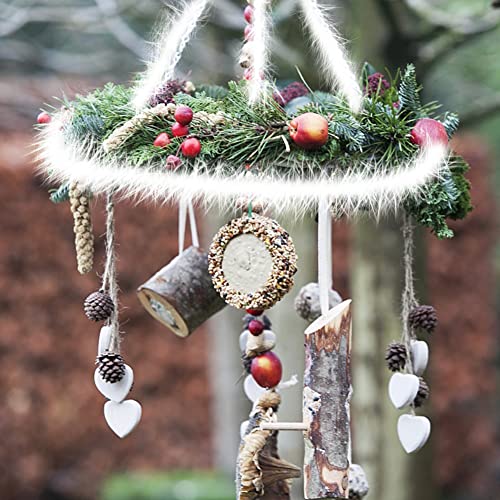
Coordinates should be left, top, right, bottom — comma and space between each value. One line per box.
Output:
187, 200, 200, 248
102, 192, 121, 353
318, 198, 333, 316
178, 199, 200, 253
132, 0, 211, 111
299, 0, 363, 113
247, 0, 271, 105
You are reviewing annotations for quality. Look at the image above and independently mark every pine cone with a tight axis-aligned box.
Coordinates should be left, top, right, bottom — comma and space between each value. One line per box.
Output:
413, 378, 430, 408
149, 79, 190, 106
69, 182, 94, 274
84, 291, 114, 322
96, 352, 126, 383
349, 464, 369, 500
385, 342, 407, 372
408, 305, 437, 333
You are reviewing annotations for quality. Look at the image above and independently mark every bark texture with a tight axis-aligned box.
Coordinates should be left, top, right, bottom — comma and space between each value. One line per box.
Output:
137, 245, 226, 337
303, 300, 352, 499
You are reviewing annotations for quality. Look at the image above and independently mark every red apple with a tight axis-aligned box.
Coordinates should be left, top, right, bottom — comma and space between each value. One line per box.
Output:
166, 155, 181, 170
248, 319, 264, 336
153, 132, 170, 147
174, 105, 194, 126
181, 138, 202, 158
288, 112, 329, 150
37, 111, 51, 124
410, 118, 448, 147
251, 351, 282, 388
244, 5, 253, 23
172, 122, 189, 137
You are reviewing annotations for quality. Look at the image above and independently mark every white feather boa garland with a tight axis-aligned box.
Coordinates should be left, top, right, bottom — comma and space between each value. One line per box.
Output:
37, 116, 449, 217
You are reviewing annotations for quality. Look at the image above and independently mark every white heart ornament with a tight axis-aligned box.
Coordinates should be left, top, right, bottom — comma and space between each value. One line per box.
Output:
388, 373, 419, 409
411, 340, 429, 376
104, 400, 142, 438
239, 330, 276, 351
244, 374, 266, 403
397, 414, 431, 453
98, 326, 113, 356
94, 364, 134, 403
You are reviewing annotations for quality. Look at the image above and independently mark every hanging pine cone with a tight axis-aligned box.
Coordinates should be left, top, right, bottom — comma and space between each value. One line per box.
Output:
96, 352, 126, 383
385, 342, 407, 372
413, 378, 430, 408
408, 305, 438, 333
149, 79, 193, 107
84, 290, 114, 322
69, 182, 94, 274
349, 464, 369, 500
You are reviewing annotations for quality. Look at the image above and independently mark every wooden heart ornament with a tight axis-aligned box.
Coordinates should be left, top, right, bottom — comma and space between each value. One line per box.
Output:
388, 373, 419, 409
104, 400, 142, 438
397, 414, 431, 453
94, 365, 134, 403
411, 340, 429, 376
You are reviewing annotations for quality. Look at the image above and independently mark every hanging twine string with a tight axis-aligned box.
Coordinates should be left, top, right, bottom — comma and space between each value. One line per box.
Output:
102, 192, 121, 353
401, 212, 419, 389
178, 199, 200, 254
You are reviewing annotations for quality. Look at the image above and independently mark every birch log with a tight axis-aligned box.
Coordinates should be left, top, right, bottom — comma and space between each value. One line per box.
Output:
303, 299, 352, 499
137, 246, 226, 337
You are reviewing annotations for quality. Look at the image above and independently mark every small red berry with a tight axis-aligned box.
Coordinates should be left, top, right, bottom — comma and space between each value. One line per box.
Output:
246, 308, 263, 316
153, 132, 171, 147
166, 155, 181, 170
174, 105, 194, 126
244, 25, 254, 41
244, 5, 254, 23
410, 118, 448, 147
181, 138, 202, 158
251, 351, 282, 389
248, 319, 264, 336
37, 111, 51, 124
172, 122, 189, 137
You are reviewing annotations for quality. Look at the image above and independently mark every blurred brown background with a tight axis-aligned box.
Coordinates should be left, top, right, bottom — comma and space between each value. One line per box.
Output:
0, 1, 499, 499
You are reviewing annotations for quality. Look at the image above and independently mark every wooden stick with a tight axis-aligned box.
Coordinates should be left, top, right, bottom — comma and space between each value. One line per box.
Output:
303, 299, 353, 499
260, 422, 309, 431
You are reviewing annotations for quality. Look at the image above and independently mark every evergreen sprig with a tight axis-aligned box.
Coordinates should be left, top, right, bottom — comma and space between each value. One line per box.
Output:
53, 65, 472, 238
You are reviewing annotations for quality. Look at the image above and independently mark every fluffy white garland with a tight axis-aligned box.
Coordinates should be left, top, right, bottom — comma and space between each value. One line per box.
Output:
132, 0, 211, 111
37, 117, 448, 217
246, 0, 271, 105
299, 0, 363, 114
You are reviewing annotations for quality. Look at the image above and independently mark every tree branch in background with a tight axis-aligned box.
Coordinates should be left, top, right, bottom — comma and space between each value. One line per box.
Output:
460, 94, 500, 128
373, 0, 405, 38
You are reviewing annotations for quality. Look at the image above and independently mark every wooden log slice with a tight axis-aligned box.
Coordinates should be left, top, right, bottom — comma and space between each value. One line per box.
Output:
137, 246, 226, 337
303, 299, 353, 499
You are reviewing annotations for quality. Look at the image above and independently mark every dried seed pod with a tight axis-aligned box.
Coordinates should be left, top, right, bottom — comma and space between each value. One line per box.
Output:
409, 305, 437, 333
385, 342, 407, 372
69, 182, 94, 274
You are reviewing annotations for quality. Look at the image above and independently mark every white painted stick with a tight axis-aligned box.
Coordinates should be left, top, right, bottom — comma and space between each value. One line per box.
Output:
260, 422, 309, 431
318, 198, 332, 316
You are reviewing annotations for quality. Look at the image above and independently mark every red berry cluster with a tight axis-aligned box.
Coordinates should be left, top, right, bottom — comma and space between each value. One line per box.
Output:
243, 308, 283, 389
152, 105, 202, 169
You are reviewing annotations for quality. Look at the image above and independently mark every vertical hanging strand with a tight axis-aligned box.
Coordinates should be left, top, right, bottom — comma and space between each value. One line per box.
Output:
317, 199, 333, 316
102, 193, 120, 353
132, 0, 211, 111
401, 213, 419, 374
247, 0, 271, 105
299, 0, 362, 113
